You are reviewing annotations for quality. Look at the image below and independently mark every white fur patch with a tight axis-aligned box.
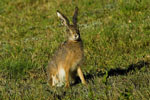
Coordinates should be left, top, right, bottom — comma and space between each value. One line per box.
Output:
58, 68, 65, 80
52, 68, 66, 87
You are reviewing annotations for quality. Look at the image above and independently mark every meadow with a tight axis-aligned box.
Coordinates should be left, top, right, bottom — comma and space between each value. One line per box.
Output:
0, 0, 150, 99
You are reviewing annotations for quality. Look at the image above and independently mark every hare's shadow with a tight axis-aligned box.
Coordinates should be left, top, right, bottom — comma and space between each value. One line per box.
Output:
107, 60, 150, 76
73, 60, 150, 86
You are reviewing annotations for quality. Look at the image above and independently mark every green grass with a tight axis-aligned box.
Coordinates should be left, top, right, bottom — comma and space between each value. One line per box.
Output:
0, 0, 150, 99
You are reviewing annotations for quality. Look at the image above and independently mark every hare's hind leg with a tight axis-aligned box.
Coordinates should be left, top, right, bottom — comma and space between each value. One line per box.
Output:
47, 68, 58, 86
77, 67, 86, 85
52, 75, 59, 86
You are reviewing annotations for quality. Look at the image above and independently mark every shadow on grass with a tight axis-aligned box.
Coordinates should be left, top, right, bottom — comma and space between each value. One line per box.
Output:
74, 60, 150, 85
108, 60, 150, 76
47, 60, 150, 100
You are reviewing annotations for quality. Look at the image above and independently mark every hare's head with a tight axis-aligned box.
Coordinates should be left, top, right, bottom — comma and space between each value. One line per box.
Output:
57, 7, 80, 41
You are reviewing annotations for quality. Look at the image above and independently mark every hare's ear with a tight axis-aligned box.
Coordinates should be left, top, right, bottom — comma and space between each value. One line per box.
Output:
57, 10, 70, 28
72, 7, 78, 26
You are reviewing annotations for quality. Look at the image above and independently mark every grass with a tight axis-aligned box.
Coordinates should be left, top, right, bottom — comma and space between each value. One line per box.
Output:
0, 0, 150, 99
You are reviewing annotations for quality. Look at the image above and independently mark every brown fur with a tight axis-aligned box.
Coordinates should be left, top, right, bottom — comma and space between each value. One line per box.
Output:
47, 7, 86, 87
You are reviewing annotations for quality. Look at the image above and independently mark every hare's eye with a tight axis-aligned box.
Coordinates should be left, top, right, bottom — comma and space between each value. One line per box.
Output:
75, 34, 78, 38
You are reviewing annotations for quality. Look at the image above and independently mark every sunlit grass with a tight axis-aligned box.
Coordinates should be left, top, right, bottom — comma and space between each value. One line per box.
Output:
0, 0, 150, 99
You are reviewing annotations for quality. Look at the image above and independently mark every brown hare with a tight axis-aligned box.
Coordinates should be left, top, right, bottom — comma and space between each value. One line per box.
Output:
47, 7, 86, 87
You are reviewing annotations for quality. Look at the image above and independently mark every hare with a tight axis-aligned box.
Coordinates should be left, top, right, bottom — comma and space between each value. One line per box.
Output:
47, 7, 86, 87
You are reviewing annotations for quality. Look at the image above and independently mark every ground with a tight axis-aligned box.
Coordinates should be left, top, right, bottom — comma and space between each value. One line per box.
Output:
0, 0, 150, 100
